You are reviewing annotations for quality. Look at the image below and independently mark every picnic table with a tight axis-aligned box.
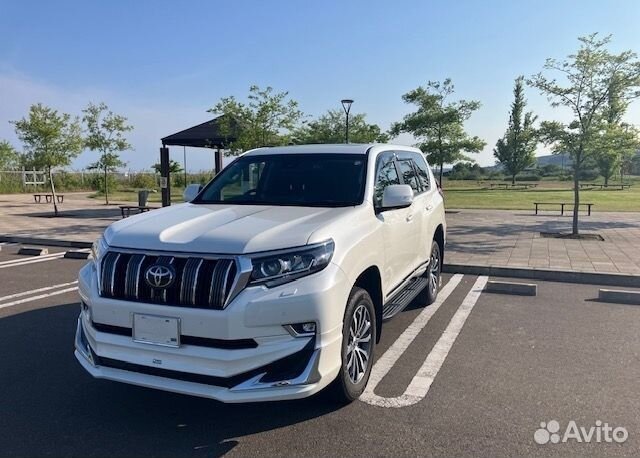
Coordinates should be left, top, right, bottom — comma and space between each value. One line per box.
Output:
534, 202, 594, 216
119, 205, 155, 218
488, 183, 538, 190
579, 183, 632, 190
33, 194, 64, 203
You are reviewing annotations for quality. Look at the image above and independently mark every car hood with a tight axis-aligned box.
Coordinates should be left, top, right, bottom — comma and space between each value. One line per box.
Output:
104, 203, 351, 254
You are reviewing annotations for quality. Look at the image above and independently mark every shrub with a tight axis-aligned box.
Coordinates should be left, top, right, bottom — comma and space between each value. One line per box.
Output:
128, 173, 157, 190
514, 174, 541, 181
578, 169, 600, 181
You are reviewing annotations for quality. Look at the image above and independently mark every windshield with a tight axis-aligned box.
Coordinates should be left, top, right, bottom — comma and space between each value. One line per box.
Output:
194, 153, 367, 207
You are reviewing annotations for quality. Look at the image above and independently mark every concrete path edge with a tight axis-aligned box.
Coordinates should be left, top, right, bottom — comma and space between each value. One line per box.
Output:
444, 263, 640, 288
0, 235, 92, 249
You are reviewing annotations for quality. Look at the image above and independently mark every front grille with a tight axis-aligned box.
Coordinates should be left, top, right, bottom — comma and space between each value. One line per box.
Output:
100, 251, 238, 309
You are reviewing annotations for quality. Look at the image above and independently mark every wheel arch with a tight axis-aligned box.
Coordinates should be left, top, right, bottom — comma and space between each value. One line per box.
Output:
354, 266, 383, 343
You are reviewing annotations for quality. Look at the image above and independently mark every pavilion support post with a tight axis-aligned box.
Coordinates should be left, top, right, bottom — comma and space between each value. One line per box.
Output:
215, 148, 223, 175
160, 146, 171, 207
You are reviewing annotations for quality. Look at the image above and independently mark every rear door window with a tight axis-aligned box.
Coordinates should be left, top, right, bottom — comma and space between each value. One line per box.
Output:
411, 153, 431, 191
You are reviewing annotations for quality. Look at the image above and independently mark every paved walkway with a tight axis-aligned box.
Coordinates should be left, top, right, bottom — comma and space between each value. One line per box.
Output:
445, 209, 640, 274
0, 193, 123, 244
1, 194, 639, 275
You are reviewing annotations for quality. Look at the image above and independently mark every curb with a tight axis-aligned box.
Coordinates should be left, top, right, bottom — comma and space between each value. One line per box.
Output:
598, 289, 640, 305
444, 264, 640, 288
0, 235, 92, 249
485, 280, 537, 296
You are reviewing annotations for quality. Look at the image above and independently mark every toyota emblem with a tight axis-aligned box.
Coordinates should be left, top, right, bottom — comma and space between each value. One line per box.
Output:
144, 264, 176, 288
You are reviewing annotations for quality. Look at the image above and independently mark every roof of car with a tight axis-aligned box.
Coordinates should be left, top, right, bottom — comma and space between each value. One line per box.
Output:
244, 143, 420, 156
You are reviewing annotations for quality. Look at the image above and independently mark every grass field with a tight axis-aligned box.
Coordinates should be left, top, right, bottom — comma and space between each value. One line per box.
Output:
88, 177, 640, 212
443, 177, 640, 211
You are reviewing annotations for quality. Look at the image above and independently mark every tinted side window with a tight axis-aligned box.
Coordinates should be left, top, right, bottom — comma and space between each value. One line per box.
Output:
397, 159, 420, 194
374, 154, 400, 207
411, 153, 431, 191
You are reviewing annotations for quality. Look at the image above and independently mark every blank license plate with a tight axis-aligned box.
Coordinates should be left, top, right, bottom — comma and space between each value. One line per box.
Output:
133, 314, 180, 347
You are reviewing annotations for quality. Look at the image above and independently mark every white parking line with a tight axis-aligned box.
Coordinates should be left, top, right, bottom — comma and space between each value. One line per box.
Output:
0, 252, 64, 264
0, 253, 66, 269
0, 287, 79, 310
0, 281, 79, 303
361, 275, 488, 408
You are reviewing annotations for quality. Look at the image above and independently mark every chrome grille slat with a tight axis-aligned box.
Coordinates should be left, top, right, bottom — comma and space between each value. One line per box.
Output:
125, 254, 145, 299
209, 259, 233, 307
100, 251, 239, 309
180, 258, 203, 305
219, 261, 234, 306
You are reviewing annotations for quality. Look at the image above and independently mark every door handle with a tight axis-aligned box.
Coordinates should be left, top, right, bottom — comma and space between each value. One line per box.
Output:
425, 204, 433, 211
406, 213, 414, 222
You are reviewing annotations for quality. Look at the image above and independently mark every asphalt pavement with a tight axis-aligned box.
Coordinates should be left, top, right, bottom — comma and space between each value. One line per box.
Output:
0, 242, 639, 457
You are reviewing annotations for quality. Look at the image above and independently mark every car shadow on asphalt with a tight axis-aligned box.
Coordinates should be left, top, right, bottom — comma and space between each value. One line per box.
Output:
0, 304, 343, 457
19, 207, 123, 219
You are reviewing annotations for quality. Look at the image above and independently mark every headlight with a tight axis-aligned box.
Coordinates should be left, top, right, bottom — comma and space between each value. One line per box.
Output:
249, 240, 335, 287
91, 236, 108, 261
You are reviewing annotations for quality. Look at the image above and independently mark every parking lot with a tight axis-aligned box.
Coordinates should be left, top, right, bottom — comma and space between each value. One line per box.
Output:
1, 242, 639, 457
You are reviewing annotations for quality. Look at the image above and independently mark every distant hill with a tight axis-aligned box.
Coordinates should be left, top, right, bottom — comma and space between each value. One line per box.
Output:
535, 153, 572, 167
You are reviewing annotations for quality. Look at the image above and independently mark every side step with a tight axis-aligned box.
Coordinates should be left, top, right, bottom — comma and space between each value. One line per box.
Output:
382, 277, 429, 320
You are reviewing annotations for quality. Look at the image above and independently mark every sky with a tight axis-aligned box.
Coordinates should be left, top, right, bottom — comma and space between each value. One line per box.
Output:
1, 0, 639, 172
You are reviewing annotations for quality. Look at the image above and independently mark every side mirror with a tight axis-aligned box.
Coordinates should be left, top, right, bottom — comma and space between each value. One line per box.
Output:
183, 183, 203, 202
381, 184, 414, 210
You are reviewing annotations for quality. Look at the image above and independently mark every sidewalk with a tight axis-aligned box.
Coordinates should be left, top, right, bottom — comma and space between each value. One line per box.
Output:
445, 209, 640, 274
1, 193, 640, 276
0, 193, 121, 244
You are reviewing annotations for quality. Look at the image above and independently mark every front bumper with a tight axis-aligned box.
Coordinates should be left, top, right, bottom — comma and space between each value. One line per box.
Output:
75, 261, 348, 403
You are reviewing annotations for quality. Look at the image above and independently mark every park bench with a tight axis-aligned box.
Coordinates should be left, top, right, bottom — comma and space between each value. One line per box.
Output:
33, 194, 64, 204
580, 183, 631, 190
534, 202, 594, 216
119, 205, 155, 218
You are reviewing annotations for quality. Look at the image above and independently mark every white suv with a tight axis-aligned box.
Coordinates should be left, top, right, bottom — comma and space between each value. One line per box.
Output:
75, 144, 446, 403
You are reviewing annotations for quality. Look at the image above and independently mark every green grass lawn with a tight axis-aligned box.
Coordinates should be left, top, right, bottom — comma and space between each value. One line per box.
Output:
87, 177, 640, 212
443, 177, 640, 211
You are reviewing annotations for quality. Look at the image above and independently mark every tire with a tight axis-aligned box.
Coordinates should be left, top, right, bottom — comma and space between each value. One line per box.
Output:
425, 240, 441, 305
329, 287, 377, 403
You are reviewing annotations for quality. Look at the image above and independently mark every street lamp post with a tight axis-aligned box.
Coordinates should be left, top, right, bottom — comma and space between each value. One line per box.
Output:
341, 99, 354, 143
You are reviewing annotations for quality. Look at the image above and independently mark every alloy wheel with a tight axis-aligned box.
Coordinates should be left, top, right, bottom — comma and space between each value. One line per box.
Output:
429, 247, 440, 294
346, 304, 372, 384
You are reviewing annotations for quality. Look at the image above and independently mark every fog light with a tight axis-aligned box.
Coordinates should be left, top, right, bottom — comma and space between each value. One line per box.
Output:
302, 323, 316, 333
285, 322, 317, 337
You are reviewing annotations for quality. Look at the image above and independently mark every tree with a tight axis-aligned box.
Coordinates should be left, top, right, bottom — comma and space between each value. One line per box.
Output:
209, 85, 303, 154
151, 159, 183, 174
594, 77, 640, 185
82, 102, 133, 204
0, 140, 18, 170
493, 76, 538, 184
293, 109, 389, 144
529, 33, 640, 234
390, 79, 485, 186
12, 103, 83, 215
